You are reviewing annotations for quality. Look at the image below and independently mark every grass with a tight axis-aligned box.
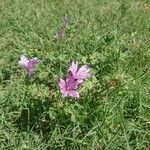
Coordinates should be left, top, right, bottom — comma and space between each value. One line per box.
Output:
0, 0, 150, 149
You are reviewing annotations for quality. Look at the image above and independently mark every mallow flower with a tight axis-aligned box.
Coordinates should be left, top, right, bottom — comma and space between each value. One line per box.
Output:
18, 55, 39, 78
59, 61, 90, 99
69, 61, 90, 80
59, 74, 81, 99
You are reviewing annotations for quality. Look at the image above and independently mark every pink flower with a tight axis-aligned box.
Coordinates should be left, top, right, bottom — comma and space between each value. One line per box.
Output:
69, 61, 90, 80
59, 75, 81, 99
59, 62, 90, 99
18, 55, 39, 78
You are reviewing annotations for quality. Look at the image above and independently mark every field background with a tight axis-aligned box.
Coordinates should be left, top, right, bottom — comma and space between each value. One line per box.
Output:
0, 0, 150, 149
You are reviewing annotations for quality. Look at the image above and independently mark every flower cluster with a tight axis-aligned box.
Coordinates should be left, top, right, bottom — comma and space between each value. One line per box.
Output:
18, 15, 90, 99
19, 56, 90, 99
59, 62, 90, 99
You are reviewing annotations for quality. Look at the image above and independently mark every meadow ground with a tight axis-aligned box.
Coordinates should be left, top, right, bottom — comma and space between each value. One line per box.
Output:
0, 0, 150, 149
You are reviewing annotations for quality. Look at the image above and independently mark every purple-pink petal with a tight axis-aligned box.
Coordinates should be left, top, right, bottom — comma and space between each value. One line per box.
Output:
69, 61, 78, 76
18, 55, 28, 69
69, 61, 90, 80
76, 65, 90, 79
68, 90, 79, 99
